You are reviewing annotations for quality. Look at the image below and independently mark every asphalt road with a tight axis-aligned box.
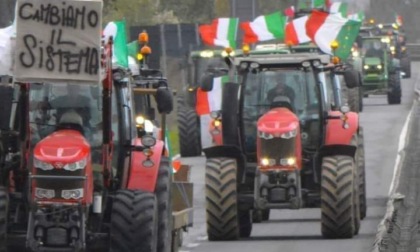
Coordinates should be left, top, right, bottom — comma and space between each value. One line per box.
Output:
179, 68, 416, 252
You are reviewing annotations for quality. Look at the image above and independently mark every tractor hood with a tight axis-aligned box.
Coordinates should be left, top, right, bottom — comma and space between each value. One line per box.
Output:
364, 57, 382, 65
34, 129, 90, 164
257, 108, 299, 135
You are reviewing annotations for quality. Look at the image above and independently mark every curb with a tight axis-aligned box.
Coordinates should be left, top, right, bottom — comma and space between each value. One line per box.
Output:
372, 75, 419, 252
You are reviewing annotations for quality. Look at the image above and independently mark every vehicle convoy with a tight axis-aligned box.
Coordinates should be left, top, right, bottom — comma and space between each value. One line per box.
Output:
359, 36, 402, 104
202, 52, 366, 240
0, 7, 188, 251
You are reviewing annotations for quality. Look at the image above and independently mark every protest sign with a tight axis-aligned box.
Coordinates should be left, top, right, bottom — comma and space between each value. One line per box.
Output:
14, 0, 102, 83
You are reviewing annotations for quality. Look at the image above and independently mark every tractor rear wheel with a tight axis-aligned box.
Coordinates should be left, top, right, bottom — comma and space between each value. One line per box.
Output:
321, 155, 356, 239
358, 128, 367, 220
110, 190, 158, 252
239, 210, 252, 238
177, 106, 201, 157
0, 187, 7, 252
387, 73, 401, 105
205, 158, 243, 240
156, 158, 172, 252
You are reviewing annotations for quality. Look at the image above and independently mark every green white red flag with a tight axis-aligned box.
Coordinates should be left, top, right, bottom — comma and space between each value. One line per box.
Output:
196, 76, 228, 116
285, 15, 311, 45
306, 10, 362, 59
329, 2, 348, 17
240, 11, 287, 44
199, 18, 239, 48
299, 0, 331, 9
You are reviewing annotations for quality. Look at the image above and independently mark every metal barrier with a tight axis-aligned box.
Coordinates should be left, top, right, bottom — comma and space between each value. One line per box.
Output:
406, 43, 420, 61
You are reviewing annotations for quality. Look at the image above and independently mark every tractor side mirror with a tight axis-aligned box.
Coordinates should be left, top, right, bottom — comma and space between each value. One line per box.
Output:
200, 72, 214, 92
343, 69, 359, 89
155, 87, 173, 114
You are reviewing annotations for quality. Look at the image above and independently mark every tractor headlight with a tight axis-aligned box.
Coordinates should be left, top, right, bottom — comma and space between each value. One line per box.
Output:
62, 188, 84, 200
280, 157, 296, 166
280, 129, 297, 139
364, 65, 369, 70
141, 135, 156, 147
144, 120, 154, 133
377, 65, 382, 70
34, 158, 54, 171
136, 116, 145, 125
260, 158, 275, 166
390, 46, 395, 52
63, 157, 87, 171
258, 131, 274, 140
35, 188, 55, 199
213, 119, 221, 127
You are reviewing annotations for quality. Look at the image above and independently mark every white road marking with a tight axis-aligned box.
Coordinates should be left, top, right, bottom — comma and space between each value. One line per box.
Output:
388, 103, 413, 196
185, 243, 200, 248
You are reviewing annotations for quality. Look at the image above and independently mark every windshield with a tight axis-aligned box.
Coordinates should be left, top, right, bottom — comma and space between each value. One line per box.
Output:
29, 82, 102, 146
242, 68, 320, 153
361, 39, 385, 58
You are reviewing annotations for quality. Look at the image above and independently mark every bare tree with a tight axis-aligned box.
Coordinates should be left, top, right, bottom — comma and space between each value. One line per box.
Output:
0, 0, 16, 28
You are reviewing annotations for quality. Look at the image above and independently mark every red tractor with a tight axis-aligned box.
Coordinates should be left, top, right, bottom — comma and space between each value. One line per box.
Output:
0, 38, 174, 251
202, 53, 365, 240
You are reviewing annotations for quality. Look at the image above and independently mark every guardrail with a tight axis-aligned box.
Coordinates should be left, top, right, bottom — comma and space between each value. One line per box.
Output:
406, 43, 420, 61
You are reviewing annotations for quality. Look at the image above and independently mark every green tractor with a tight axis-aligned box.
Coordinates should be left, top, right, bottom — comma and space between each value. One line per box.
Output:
360, 37, 401, 104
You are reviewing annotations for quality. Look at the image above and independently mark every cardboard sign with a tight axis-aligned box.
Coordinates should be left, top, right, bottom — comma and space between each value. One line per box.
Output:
14, 0, 102, 83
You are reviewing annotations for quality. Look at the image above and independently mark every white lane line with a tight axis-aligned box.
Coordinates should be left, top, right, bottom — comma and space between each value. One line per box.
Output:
388, 103, 414, 196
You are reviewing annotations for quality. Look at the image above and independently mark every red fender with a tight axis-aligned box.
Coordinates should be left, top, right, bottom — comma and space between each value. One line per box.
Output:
127, 138, 164, 192
325, 111, 359, 145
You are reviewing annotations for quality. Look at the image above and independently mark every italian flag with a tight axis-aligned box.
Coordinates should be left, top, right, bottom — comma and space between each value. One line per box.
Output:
348, 12, 365, 22
285, 15, 311, 45
103, 20, 128, 68
306, 10, 362, 59
199, 18, 239, 48
329, 2, 348, 17
299, 0, 331, 9
240, 11, 287, 44
195, 76, 228, 116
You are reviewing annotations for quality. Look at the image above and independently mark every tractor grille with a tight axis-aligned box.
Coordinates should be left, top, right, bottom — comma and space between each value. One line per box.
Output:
34, 168, 86, 200
259, 137, 296, 165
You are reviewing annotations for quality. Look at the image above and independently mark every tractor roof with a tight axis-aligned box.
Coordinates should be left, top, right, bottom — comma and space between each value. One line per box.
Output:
234, 53, 330, 66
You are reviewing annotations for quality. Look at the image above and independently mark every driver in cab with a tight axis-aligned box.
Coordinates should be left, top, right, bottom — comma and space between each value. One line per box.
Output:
267, 78, 296, 110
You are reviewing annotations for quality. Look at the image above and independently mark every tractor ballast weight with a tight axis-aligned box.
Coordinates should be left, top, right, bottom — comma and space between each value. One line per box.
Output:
203, 52, 364, 240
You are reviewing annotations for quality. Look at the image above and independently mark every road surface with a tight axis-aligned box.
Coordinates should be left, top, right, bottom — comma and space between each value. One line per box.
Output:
179, 67, 416, 252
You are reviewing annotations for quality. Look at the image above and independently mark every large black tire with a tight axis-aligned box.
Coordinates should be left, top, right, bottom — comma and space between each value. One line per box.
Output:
358, 80, 364, 112
400, 57, 411, 78
261, 209, 270, 221
0, 187, 7, 252
205, 158, 244, 241
358, 128, 367, 220
156, 158, 172, 252
387, 73, 401, 105
177, 106, 201, 157
110, 190, 158, 252
321, 156, 356, 239
239, 210, 252, 238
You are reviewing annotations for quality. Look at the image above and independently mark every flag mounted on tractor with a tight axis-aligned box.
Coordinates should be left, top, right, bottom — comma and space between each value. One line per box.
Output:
199, 18, 239, 48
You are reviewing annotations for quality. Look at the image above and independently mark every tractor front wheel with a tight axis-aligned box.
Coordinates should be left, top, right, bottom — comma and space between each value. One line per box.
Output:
321, 156, 357, 239
0, 187, 7, 252
156, 158, 172, 252
205, 158, 244, 241
110, 190, 158, 252
387, 73, 402, 105
177, 106, 201, 157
